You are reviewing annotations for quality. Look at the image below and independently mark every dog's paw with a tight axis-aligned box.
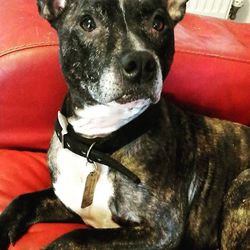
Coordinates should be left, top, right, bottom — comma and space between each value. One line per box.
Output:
0, 196, 32, 249
0, 226, 23, 250
0, 221, 18, 249
0, 214, 27, 249
0, 230, 10, 250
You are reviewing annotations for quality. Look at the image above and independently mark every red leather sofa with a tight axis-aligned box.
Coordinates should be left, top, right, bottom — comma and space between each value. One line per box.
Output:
0, 1, 250, 249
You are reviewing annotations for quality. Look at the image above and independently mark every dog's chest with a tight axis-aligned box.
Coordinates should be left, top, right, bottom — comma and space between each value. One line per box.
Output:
53, 146, 119, 229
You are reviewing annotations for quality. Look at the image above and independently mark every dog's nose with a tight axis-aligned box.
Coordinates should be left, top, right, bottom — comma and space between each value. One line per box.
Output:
120, 51, 157, 83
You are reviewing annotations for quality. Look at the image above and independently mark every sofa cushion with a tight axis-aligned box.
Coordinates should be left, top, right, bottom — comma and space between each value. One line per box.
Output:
0, 0, 66, 151
0, 150, 87, 249
165, 14, 250, 125
0, 150, 50, 210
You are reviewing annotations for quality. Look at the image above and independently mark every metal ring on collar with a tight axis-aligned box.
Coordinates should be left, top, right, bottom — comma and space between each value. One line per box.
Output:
86, 142, 97, 163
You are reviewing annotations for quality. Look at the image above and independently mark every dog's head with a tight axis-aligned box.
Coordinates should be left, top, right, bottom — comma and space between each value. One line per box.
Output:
37, 0, 188, 136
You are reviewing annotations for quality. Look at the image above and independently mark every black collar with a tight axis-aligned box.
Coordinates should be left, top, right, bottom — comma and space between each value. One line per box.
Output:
55, 102, 161, 184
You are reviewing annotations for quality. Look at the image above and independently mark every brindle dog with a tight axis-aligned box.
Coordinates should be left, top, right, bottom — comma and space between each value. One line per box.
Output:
0, 0, 249, 249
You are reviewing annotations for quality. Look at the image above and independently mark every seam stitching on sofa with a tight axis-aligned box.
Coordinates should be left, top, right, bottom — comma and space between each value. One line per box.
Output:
0, 42, 59, 57
176, 48, 250, 64
1, 42, 249, 65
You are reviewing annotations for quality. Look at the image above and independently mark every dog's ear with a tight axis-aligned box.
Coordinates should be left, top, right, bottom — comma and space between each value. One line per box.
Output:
37, 0, 67, 21
167, 0, 189, 24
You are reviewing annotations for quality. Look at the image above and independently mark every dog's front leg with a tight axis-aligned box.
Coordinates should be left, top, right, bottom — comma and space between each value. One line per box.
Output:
45, 226, 172, 250
0, 188, 82, 249
221, 169, 250, 250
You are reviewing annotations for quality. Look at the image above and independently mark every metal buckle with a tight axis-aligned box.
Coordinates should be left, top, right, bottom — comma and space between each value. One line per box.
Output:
86, 142, 97, 164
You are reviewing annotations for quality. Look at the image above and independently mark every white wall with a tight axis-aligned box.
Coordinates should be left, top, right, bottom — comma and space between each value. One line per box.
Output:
236, 0, 250, 23
186, 0, 233, 19
186, 0, 250, 23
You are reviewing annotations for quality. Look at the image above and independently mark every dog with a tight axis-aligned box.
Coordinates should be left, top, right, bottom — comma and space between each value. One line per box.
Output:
0, 0, 249, 249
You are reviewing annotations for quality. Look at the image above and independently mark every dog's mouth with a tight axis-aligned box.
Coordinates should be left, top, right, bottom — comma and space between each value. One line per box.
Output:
87, 86, 162, 107
115, 89, 161, 105
115, 94, 136, 104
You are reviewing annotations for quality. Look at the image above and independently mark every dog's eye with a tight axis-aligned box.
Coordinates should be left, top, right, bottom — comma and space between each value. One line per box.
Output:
152, 15, 165, 32
80, 15, 96, 32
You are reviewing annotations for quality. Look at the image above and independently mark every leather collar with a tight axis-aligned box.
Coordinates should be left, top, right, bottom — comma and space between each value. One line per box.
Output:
55, 102, 161, 184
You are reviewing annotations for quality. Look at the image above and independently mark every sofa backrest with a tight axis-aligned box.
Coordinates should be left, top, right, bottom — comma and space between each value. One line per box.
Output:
0, 1, 250, 151
0, 1, 66, 151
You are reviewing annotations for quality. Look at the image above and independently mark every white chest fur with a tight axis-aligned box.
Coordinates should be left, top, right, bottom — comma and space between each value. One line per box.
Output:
68, 99, 150, 138
52, 141, 119, 229
52, 100, 150, 228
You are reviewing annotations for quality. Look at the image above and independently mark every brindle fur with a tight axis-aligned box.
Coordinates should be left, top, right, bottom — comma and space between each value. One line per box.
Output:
0, 99, 249, 249
0, 0, 249, 249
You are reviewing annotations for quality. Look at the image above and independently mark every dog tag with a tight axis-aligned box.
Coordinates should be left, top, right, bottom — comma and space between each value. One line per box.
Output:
81, 169, 100, 208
